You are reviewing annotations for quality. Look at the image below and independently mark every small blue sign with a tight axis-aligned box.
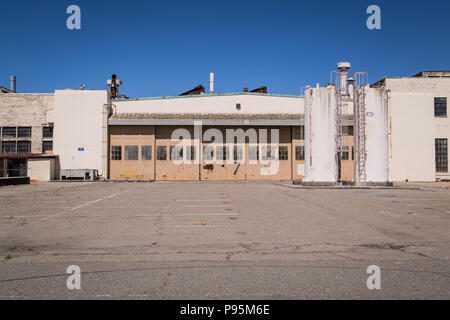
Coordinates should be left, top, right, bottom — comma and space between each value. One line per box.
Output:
78, 147, 85, 151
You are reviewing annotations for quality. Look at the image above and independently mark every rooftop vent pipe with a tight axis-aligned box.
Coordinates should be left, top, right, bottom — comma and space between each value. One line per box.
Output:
10, 76, 16, 92
337, 62, 351, 94
209, 72, 214, 94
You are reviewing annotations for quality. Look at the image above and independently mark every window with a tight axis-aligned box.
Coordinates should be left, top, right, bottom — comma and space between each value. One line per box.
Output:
351, 146, 355, 160
43, 126, 54, 138
111, 146, 121, 160
435, 139, 448, 172
341, 146, 349, 160
124, 146, 138, 160
2, 141, 16, 154
18, 127, 31, 138
170, 146, 183, 161
343, 126, 354, 136
17, 141, 31, 154
435, 97, 447, 117
2, 127, 16, 138
141, 146, 152, 160
186, 146, 196, 161
42, 140, 53, 153
216, 146, 230, 161
203, 146, 214, 161
295, 146, 305, 161
261, 146, 275, 160
233, 146, 243, 161
249, 145, 259, 161
279, 146, 289, 160
157, 146, 167, 160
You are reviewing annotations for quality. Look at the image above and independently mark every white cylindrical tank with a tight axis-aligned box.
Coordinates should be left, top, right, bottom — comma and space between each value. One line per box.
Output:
304, 86, 337, 182
365, 87, 389, 182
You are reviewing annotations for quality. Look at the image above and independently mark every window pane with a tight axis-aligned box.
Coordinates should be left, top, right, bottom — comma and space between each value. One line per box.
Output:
261, 146, 275, 160
43, 126, 54, 138
2, 141, 16, 154
203, 146, 214, 161
434, 97, 447, 117
2, 127, 16, 138
278, 146, 288, 160
42, 141, 53, 153
170, 146, 183, 161
233, 146, 243, 161
435, 139, 448, 172
141, 146, 152, 160
111, 146, 121, 160
249, 145, 259, 161
17, 141, 31, 154
125, 146, 138, 160
295, 146, 305, 161
157, 146, 167, 160
216, 146, 229, 161
18, 127, 31, 138
186, 146, 196, 161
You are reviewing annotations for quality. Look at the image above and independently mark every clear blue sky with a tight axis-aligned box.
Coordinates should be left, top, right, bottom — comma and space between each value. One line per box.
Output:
1, 0, 449, 97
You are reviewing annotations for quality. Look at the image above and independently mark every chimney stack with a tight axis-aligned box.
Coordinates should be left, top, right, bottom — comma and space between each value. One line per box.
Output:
10, 75, 16, 92
209, 72, 214, 94
337, 62, 351, 94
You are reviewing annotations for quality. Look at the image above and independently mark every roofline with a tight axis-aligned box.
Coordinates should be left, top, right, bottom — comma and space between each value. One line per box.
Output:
112, 92, 303, 102
0, 85, 14, 93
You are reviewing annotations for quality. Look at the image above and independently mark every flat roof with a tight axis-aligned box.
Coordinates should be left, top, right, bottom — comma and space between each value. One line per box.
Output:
112, 92, 304, 102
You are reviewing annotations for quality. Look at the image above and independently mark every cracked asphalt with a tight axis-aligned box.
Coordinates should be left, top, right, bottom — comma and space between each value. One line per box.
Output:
0, 181, 449, 299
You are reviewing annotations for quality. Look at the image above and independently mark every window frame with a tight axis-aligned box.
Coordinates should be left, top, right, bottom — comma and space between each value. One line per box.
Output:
295, 146, 305, 161
2, 141, 16, 154
249, 145, 259, 161
43, 126, 54, 138
278, 146, 289, 160
124, 145, 139, 161
435, 138, 448, 173
17, 127, 32, 138
141, 145, 152, 161
17, 140, 31, 154
434, 97, 447, 117
111, 145, 122, 160
170, 145, 184, 161
2, 127, 17, 138
156, 146, 167, 161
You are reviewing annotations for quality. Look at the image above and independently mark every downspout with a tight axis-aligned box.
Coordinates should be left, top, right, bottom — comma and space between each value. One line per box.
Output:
102, 98, 115, 180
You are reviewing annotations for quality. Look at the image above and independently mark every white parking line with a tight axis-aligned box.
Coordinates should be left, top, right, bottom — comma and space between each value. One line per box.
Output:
175, 199, 228, 202
168, 225, 239, 228
35, 192, 124, 223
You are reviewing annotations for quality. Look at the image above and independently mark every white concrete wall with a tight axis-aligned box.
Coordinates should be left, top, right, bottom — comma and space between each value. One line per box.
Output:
386, 78, 450, 181
113, 94, 304, 115
387, 90, 436, 181
304, 87, 337, 182
53, 90, 108, 177
365, 87, 389, 182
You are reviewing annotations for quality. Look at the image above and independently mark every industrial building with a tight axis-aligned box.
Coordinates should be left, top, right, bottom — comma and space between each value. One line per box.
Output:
0, 63, 448, 183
